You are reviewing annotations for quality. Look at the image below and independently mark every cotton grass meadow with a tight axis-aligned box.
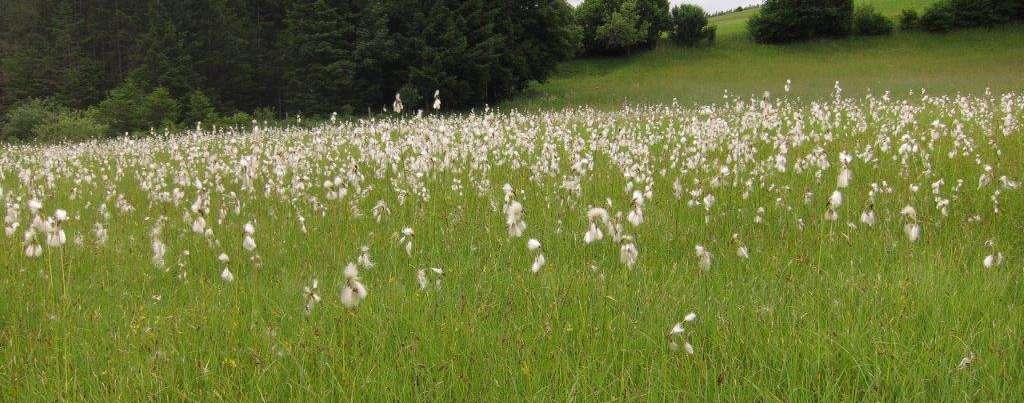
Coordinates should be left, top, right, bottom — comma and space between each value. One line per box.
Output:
1, 87, 1023, 400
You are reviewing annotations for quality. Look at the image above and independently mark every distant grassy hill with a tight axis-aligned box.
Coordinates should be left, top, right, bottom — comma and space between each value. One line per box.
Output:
507, 0, 1024, 110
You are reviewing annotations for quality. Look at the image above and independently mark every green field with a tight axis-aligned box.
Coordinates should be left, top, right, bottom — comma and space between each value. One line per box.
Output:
3, 89, 1024, 400
507, 1, 1024, 110
3, 1, 1024, 401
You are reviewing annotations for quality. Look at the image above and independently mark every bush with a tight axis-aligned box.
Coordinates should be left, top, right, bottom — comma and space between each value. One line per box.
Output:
185, 91, 218, 125
595, 0, 651, 53
32, 111, 108, 143
141, 87, 181, 129
252, 107, 277, 125
921, 0, 1024, 32
919, 2, 958, 32
576, 0, 671, 55
669, 4, 716, 46
748, 0, 855, 44
93, 79, 149, 135
215, 112, 254, 129
899, 9, 920, 30
1, 99, 66, 142
853, 5, 894, 36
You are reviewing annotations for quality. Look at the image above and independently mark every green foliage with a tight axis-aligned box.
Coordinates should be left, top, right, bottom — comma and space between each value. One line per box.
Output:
92, 80, 185, 136
669, 4, 716, 47
899, 9, 921, 30
919, 2, 958, 32
576, 0, 670, 55
142, 87, 180, 129
853, 5, 894, 36
748, 0, 855, 44
396, 84, 423, 112
216, 112, 254, 129
31, 110, 107, 143
1, 99, 66, 142
508, 15, 1024, 111
92, 79, 149, 136
595, 0, 651, 54
921, 0, 1024, 32
282, 0, 358, 116
185, 91, 217, 126
252, 107, 278, 125
0, 0, 577, 139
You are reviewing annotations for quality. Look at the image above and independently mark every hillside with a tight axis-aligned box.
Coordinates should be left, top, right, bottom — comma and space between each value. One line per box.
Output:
507, 1, 1024, 110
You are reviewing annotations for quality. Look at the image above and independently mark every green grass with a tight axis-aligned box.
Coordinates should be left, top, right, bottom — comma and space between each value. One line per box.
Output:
506, 1, 1024, 110
1, 91, 1023, 400
4, 2, 1024, 400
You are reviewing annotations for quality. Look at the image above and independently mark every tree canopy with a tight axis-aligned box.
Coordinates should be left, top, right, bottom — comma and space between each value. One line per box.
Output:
0, 0, 577, 138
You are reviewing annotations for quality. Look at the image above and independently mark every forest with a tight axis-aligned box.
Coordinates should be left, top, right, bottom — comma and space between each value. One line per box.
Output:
0, 0, 577, 137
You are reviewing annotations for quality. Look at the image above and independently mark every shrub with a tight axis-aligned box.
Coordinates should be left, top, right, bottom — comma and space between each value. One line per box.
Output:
576, 0, 670, 55
94, 80, 185, 136
669, 4, 716, 46
921, 0, 1024, 32
853, 5, 894, 36
185, 91, 218, 126
32, 111, 108, 143
1, 99, 66, 142
899, 9, 920, 30
93, 79, 149, 135
395, 84, 422, 113
595, 0, 651, 54
252, 107, 277, 125
919, 2, 957, 32
748, 0, 855, 44
141, 87, 181, 129
216, 112, 254, 129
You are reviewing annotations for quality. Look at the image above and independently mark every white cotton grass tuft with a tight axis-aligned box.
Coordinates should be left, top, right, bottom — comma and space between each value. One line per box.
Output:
732, 234, 749, 259
28, 199, 42, 213
527, 238, 541, 251
619, 236, 638, 268
860, 204, 876, 227
220, 267, 235, 283
398, 227, 414, 256
417, 267, 444, 290
667, 312, 698, 354
983, 254, 1004, 268
93, 223, 108, 245
627, 190, 645, 227
695, 245, 712, 271
837, 164, 852, 189
828, 190, 843, 208
340, 263, 368, 307
982, 239, 1005, 268
358, 245, 374, 269
904, 223, 920, 242
502, 185, 527, 238
527, 239, 546, 273
242, 222, 257, 252
504, 200, 526, 237
583, 207, 609, 244
392, 93, 403, 114
900, 205, 920, 242
303, 277, 321, 314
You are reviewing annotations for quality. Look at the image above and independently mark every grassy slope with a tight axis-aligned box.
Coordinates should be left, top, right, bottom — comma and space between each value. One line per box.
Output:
2, 95, 1023, 401
507, 0, 1024, 110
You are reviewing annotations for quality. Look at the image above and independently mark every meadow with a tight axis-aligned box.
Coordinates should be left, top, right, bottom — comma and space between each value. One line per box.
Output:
4, 1, 1024, 400
2, 87, 1023, 400
508, 0, 1024, 110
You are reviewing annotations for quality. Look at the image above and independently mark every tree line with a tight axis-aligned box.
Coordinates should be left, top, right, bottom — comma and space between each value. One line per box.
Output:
0, 0, 577, 139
